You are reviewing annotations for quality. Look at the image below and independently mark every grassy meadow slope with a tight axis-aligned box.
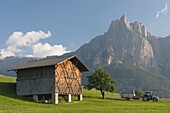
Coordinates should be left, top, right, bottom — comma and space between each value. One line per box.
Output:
0, 75, 170, 113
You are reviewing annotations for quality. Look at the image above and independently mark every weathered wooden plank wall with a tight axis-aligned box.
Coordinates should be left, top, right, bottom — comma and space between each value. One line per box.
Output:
17, 78, 55, 95
17, 66, 55, 79
17, 66, 55, 95
55, 60, 82, 95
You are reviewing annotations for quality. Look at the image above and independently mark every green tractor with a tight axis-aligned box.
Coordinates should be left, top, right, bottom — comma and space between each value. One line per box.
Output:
142, 91, 159, 102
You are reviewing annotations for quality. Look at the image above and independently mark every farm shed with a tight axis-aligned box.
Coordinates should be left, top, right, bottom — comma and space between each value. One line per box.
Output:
11, 56, 89, 104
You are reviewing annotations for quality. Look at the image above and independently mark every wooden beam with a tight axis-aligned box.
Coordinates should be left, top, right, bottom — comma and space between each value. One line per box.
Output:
68, 94, 72, 102
78, 94, 83, 101
52, 92, 58, 104
33, 95, 38, 101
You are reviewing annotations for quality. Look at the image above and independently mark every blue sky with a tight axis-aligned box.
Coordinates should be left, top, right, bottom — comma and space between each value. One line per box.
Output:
0, 0, 170, 59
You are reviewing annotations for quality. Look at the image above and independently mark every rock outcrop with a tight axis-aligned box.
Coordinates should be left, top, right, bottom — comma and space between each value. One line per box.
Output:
76, 15, 158, 70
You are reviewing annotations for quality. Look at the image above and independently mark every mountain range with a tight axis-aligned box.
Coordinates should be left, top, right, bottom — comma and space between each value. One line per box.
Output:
74, 15, 170, 97
1, 15, 170, 97
76, 15, 169, 72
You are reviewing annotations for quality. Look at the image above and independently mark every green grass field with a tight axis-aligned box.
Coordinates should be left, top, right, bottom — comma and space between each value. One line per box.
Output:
0, 74, 170, 113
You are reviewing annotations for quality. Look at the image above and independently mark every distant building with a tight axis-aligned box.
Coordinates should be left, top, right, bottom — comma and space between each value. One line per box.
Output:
11, 56, 89, 104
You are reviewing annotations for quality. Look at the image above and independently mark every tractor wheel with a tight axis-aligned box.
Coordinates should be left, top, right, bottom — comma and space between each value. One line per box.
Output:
153, 98, 158, 102
125, 97, 130, 100
143, 97, 148, 101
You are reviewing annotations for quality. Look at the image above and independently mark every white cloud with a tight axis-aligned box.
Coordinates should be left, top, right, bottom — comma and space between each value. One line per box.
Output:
0, 49, 15, 59
0, 31, 70, 59
156, 11, 160, 18
156, 3, 168, 18
24, 55, 34, 58
161, 3, 168, 14
6, 31, 51, 53
32, 43, 70, 57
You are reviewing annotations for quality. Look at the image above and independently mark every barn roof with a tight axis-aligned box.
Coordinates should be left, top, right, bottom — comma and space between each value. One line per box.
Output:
11, 56, 89, 72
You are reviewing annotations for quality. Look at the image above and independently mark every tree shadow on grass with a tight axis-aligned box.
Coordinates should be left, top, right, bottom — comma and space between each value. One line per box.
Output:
105, 97, 128, 101
83, 95, 125, 101
0, 82, 33, 102
83, 95, 102, 99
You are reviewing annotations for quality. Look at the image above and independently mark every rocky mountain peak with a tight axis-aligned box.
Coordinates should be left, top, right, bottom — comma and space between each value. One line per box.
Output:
76, 15, 160, 70
120, 14, 131, 28
108, 15, 149, 38
131, 21, 148, 37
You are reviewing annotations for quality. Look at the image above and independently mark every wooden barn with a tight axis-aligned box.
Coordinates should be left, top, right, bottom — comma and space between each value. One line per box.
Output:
11, 56, 89, 104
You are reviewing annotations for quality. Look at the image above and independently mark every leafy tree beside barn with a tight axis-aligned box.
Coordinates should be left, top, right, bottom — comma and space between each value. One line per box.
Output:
86, 68, 115, 99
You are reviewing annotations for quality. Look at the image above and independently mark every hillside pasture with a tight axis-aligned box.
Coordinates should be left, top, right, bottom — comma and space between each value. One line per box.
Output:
0, 75, 170, 113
